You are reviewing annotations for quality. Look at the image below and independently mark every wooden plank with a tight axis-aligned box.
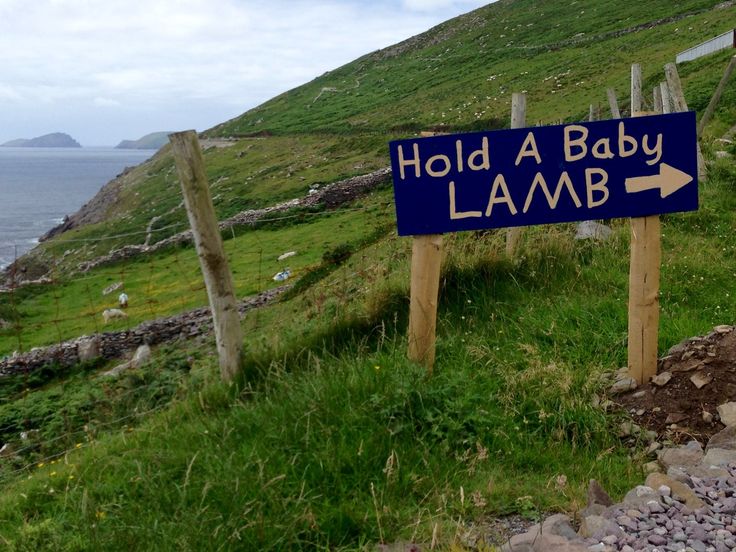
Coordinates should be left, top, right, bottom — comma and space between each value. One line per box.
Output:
665, 63, 706, 180
698, 55, 736, 136
505, 92, 526, 257
169, 130, 243, 383
607, 88, 621, 119
408, 234, 443, 373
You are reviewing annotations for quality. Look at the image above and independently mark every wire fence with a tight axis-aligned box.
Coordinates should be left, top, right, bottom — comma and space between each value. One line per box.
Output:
0, 192, 395, 484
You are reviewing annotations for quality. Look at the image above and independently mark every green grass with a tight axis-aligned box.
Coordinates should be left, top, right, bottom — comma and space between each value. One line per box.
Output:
2, 165, 736, 549
2, 0, 736, 549
0, 192, 394, 356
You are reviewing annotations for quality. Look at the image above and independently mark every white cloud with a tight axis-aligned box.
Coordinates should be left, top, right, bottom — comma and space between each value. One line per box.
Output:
93, 97, 122, 107
0, 0, 490, 144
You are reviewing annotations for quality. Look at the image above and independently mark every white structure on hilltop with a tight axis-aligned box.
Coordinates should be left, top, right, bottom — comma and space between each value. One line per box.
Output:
676, 29, 735, 63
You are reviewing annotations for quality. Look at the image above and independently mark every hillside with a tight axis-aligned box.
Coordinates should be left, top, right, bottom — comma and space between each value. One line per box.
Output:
1, 132, 81, 148
0, 0, 736, 549
115, 131, 172, 150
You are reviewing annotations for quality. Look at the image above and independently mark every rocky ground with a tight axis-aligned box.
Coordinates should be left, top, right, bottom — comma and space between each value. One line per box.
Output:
616, 325, 736, 444
377, 325, 736, 551
496, 325, 736, 552
502, 429, 736, 552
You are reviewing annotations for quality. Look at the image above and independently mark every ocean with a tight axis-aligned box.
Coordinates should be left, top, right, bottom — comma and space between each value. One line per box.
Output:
0, 147, 154, 269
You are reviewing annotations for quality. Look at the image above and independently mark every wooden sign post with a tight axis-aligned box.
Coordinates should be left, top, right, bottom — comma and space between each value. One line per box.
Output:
390, 106, 697, 377
407, 234, 443, 373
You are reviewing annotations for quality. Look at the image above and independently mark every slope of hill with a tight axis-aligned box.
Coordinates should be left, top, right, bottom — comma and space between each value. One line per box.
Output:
0, 0, 736, 549
115, 131, 172, 150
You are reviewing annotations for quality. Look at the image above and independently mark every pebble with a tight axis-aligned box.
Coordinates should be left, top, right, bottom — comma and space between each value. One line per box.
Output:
582, 465, 736, 551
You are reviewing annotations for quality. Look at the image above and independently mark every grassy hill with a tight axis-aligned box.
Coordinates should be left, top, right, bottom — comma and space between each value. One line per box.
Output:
1, 0, 736, 549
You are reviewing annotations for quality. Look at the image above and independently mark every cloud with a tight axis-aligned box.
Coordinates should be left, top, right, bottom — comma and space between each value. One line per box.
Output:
0, 0, 490, 144
93, 97, 122, 108
401, 0, 486, 12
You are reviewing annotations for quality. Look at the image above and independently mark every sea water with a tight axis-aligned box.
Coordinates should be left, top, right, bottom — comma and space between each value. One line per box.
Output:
0, 147, 153, 269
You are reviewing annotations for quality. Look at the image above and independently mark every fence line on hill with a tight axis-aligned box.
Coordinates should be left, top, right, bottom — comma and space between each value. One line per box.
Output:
0, 188, 395, 486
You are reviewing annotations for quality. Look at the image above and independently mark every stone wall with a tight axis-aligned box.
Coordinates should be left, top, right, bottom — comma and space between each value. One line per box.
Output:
77, 167, 391, 273
0, 286, 287, 377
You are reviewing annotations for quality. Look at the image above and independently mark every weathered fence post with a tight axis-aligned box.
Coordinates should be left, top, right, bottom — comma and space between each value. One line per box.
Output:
169, 130, 243, 383
627, 66, 661, 385
665, 63, 706, 180
607, 88, 621, 118
631, 64, 642, 113
698, 55, 736, 137
660, 82, 672, 115
505, 92, 526, 257
653, 86, 663, 114
407, 234, 443, 374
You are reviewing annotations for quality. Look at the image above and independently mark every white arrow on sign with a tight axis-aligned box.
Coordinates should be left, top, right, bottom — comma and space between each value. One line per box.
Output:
625, 163, 694, 198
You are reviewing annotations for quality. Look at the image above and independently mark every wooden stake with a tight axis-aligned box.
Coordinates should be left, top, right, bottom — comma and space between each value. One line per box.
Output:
589, 103, 596, 122
607, 88, 621, 118
664, 63, 688, 112
628, 213, 661, 385
408, 234, 443, 373
169, 130, 243, 383
630, 64, 642, 114
660, 82, 672, 114
627, 67, 661, 385
698, 55, 736, 137
665, 63, 706, 180
506, 92, 526, 257
653, 86, 663, 114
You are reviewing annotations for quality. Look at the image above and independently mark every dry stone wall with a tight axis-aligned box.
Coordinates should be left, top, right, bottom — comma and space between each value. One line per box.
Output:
0, 287, 286, 377
77, 167, 391, 273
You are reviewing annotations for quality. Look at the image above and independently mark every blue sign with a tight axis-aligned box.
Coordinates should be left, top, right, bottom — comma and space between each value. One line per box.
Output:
389, 112, 698, 236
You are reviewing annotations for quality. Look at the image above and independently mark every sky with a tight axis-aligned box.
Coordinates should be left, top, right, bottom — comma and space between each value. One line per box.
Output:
0, 0, 490, 146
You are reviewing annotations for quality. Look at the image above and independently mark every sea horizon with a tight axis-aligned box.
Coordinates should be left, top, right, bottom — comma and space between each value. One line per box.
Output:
0, 147, 154, 270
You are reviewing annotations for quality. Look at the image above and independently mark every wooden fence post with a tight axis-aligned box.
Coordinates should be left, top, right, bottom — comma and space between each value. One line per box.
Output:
607, 88, 621, 118
169, 130, 243, 383
698, 55, 736, 137
660, 82, 672, 115
653, 86, 663, 114
631, 64, 642, 113
665, 62, 706, 180
627, 65, 661, 385
506, 92, 526, 257
407, 234, 443, 374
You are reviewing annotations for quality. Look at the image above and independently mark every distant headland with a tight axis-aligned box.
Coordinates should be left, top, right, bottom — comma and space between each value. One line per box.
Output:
1, 132, 82, 148
115, 132, 171, 150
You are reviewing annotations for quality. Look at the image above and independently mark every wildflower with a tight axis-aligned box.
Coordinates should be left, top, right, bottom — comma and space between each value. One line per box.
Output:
96, 511, 107, 520
68, 475, 75, 480
374, 365, 380, 371
75, 443, 82, 449
50, 471, 57, 477
37, 462, 44, 468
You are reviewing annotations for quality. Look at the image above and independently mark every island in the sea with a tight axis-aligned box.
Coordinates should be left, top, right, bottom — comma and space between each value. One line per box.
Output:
115, 131, 171, 150
1, 132, 82, 148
